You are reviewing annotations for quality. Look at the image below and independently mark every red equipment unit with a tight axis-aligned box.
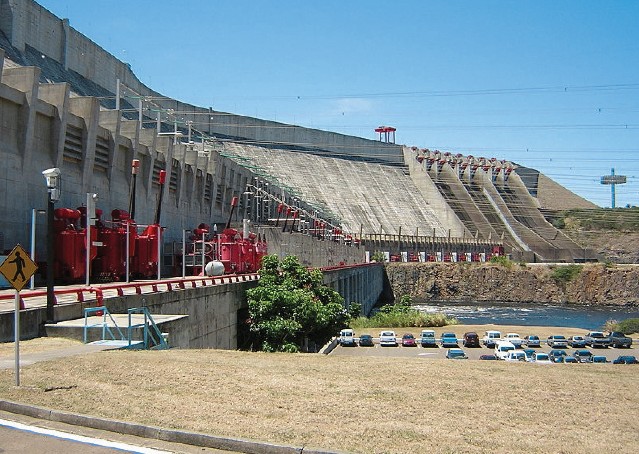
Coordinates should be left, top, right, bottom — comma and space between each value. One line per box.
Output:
53, 208, 90, 282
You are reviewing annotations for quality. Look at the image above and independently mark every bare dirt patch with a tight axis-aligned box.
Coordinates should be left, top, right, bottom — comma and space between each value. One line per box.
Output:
1, 331, 638, 453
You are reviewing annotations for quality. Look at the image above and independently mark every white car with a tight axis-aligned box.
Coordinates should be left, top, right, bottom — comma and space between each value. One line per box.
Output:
494, 341, 516, 360
531, 352, 552, 364
339, 329, 356, 346
503, 333, 523, 348
482, 330, 502, 348
379, 331, 397, 347
504, 351, 529, 362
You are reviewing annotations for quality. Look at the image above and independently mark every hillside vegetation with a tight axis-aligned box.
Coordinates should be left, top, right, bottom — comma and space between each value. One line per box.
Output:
546, 207, 639, 263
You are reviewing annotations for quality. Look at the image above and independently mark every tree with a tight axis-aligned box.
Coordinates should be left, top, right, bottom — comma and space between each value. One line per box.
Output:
246, 254, 349, 352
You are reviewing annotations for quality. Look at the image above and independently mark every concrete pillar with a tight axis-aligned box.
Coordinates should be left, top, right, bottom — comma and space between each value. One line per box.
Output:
1, 66, 40, 170
68, 97, 100, 192
38, 83, 71, 169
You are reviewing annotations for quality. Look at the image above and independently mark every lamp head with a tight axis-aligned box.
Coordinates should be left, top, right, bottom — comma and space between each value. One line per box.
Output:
42, 167, 61, 202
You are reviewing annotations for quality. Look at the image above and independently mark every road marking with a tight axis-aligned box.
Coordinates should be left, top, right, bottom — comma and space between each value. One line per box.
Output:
0, 418, 171, 453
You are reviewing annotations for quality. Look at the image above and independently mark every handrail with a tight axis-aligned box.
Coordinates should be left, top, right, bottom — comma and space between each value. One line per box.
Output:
83, 306, 125, 343
127, 306, 169, 350
0, 273, 260, 304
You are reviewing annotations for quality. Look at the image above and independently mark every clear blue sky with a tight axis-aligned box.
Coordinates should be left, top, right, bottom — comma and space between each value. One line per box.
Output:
37, 0, 639, 207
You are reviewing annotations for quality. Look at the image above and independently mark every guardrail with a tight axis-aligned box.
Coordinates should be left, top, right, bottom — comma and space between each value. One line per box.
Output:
0, 273, 260, 309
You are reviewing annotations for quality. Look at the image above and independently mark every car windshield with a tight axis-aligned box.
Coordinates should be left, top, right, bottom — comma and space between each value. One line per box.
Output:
443, 333, 456, 338
500, 346, 515, 352
381, 332, 394, 337
422, 333, 434, 338
536, 354, 549, 360
590, 333, 604, 338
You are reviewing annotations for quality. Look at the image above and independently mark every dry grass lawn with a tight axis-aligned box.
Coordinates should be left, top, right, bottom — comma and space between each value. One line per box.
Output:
1, 327, 638, 454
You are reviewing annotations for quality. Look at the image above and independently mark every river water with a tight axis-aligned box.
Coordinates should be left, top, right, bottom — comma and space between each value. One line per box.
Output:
414, 302, 639, 330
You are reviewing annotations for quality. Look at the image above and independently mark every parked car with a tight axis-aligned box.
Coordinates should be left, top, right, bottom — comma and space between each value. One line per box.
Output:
549, 349, 568, 363
379, 330, 397, 347
612, 355, 639, 364
440, 332, 459, 348
446, 348, 468, 359
503, 333, 523, 348
572, 349, 593, 363
546, 335, 568, 348
504, 351, 529, 362
567, 335, 587, 348
523, 335, 540, 347
358, 334, 374, 347
563, 356, 578, 363
592, 355, 608, 363
531, 352, 552, 364
402, 333, 417, 347
419, 329, 437, 348
482, 330, 502, 348
462, 332, 480, 348
608, 331, 633, 348
522, 348, 536, 359
585, 331, 610, 348
339, 329, 356, 346
479, 354, 498, 360
494, 341, 516, 360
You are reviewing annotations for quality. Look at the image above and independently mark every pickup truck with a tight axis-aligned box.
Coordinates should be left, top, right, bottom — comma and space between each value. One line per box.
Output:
608, 331, 633, 348
585, 331, 611, 348
503, 333, 523, 348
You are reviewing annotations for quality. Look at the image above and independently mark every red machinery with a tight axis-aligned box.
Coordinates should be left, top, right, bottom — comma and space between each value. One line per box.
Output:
53, 207, 98, 282
91, 209, 135, 281
183, 196, 268, 276
131, 170, 166, 279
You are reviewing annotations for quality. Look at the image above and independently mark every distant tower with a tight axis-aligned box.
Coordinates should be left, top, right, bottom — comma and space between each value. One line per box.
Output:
374, 126, 396, 143
600, 168, 627, 208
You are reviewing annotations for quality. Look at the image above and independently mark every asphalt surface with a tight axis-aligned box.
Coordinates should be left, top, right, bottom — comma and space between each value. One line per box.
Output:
0, 410, 231, 454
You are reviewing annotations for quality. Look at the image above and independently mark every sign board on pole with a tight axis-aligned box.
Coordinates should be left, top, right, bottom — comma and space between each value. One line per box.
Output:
600, 175, 627, 185
0, 244, 38, 292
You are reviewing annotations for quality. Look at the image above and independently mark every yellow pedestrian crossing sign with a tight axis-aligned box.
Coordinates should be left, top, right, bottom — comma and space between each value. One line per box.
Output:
0, 244, 38, 292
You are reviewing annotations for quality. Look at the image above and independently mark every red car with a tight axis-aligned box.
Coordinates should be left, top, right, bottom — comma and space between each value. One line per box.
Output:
402, 333, 417, 347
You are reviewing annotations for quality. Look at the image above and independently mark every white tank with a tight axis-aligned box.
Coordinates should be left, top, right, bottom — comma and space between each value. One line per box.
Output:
204, 260, 225, 276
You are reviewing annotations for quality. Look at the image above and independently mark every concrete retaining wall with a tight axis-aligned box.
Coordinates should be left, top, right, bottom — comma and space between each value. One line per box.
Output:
1, 264, 385, 345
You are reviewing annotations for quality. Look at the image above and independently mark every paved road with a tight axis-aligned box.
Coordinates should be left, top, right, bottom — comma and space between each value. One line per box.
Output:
0, 411, 232, 454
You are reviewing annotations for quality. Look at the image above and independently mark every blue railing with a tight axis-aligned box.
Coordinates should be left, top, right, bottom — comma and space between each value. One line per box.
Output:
83, 306, 126, 344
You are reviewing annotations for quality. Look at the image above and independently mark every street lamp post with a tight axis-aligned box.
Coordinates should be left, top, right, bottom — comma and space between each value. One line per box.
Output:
30, 208, 46, 290
85, 193, 98, 286
182, 229, 191, 278
42, 168, 61, 323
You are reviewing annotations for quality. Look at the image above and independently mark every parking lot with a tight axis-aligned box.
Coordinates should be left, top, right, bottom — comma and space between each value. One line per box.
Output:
331, 330, 637, 363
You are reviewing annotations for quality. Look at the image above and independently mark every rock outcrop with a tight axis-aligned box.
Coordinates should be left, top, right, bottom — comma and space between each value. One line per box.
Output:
385, 263, 639, 306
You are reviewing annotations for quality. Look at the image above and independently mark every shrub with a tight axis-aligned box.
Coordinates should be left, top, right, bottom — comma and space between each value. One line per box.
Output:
615, 318, 639, 335
350, 295, 457, 329
550, 265, 582, 284
371, 251, 386, 262
489, 255, 512, 268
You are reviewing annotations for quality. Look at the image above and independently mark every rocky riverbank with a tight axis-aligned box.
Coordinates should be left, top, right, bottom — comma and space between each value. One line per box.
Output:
385, 262, 639, 306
